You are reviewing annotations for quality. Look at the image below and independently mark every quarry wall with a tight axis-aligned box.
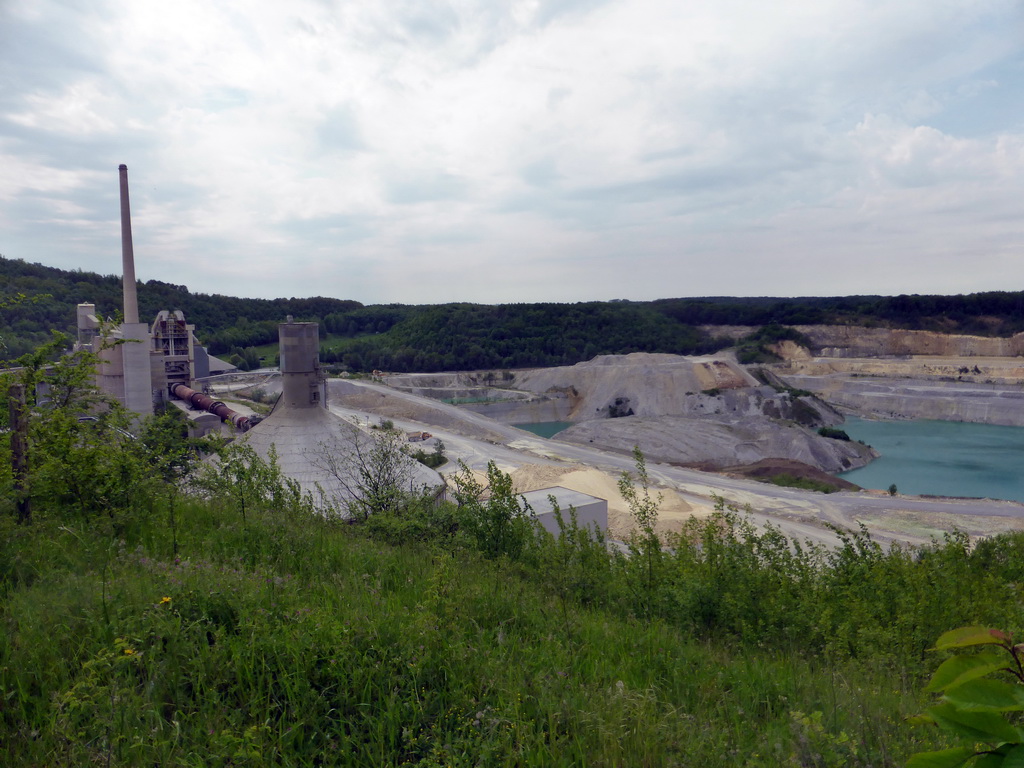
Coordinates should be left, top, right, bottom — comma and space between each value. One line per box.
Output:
776, 373, 1024, 426
703, 324, 1024, 359
703, 324, 1024, 426
794, 326, 1024, 358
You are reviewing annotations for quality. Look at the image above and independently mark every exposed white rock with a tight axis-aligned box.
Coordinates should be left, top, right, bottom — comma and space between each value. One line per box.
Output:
777, 372, 1024, 426
384, 352, 877, 474
556, 415, 876, 473
512, 352, 759, 420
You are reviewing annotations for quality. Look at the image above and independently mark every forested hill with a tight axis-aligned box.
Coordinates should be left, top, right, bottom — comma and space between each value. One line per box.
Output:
0, 256, 360, 359
4, 255, 1024, 372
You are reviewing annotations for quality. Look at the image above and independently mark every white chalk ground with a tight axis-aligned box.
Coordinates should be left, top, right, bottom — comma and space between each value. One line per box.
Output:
216, 367, 1024, 549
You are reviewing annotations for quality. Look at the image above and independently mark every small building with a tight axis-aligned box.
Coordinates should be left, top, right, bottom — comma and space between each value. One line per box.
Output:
520, 486, 608, 536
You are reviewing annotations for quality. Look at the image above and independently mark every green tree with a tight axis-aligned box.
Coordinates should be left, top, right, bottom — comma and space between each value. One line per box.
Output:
909, 626, 1024, 768
618, 446, 664, 617
308, 424, 428, 521
1, 331, 152, 526
192, 442, 305, 523
451, 460, 537, 560
139, 406, 204, 555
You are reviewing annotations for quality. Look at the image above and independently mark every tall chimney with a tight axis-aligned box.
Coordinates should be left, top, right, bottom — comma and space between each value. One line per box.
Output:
118, 164, 139, 324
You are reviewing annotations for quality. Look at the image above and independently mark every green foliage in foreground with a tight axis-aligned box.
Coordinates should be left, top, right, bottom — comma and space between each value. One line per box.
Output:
909, 627, 1024, 768
5, 339, 1024, 765
0, 497, 948, 767
6, 466, 1024, 765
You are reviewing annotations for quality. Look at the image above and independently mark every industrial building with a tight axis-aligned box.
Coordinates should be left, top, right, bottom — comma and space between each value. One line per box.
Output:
80, 164, 443, 514
77, 164, 242, 434
520, 487, 609, 536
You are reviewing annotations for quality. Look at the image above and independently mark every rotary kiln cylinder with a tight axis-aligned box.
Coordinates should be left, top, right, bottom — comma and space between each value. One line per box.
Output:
279, 322, 323, 409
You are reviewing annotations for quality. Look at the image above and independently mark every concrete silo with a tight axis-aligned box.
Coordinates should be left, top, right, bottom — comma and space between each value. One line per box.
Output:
278, 319, 325, 409
240, 319, 444, 514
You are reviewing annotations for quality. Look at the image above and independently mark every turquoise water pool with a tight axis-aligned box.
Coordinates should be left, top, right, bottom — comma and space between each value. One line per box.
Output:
839, 416, 1024, 502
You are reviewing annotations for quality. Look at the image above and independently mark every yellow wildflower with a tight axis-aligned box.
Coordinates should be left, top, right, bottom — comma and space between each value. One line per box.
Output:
159, 596, 172, 605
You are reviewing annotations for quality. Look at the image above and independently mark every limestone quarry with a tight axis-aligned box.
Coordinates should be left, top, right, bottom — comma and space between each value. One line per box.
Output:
385, 352, 876, 476
763, 326, 1024, 426
316, 325, 1024, 546
382, 325, 1024, 483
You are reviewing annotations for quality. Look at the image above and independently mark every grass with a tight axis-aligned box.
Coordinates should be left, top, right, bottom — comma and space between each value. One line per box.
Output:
2, 422, 1021, 766
768, 473, 839, 493
0, 491, 986, 767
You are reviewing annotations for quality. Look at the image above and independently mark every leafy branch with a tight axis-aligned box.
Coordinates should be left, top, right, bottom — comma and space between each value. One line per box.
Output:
909, 626, 1024, 768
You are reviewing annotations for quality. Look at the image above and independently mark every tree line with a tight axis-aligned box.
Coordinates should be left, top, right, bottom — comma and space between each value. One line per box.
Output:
0, 256, 359, 358
5, 254, 1024, 373
319, 302, 728, 372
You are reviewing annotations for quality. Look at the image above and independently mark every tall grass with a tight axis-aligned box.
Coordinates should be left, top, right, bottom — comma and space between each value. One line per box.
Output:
0, 489, 999, 765
2, 461, 1022, 764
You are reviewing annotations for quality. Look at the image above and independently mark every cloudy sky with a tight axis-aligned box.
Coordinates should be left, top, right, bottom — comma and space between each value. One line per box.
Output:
1, 1, 1022, 305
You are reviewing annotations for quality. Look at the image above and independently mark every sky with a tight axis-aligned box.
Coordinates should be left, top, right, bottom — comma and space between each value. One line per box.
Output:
1, 0, 1023, 305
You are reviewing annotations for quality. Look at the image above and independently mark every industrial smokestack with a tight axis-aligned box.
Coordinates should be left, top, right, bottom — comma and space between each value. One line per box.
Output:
118, 164, 139, 324
116, 163, 152, 419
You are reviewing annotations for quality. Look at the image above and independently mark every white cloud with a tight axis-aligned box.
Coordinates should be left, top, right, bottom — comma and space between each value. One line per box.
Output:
0, 0, 1022, 302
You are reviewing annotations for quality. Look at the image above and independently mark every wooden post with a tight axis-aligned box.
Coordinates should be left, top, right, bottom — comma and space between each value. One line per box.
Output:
8, 383, 30, 524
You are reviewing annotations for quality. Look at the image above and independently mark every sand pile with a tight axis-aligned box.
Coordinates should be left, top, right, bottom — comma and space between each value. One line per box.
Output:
508, 464, 712, 540
443, 462, 710, 539
512, 352, 759, 420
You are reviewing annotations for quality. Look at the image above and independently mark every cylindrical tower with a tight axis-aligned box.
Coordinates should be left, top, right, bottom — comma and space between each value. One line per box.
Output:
116, 164, 153, 418
118, 164, 139, 324
278, 321, 324, 409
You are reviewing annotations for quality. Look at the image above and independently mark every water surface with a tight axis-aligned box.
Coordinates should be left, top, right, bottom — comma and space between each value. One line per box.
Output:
839, 416, 1024, 502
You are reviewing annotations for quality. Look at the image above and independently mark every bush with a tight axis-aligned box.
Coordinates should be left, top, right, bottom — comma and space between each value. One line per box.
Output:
734, 323, 813, 363
450, 461, 539, 561
411, 439, 447, 469
818, 426, 851, 441
768, 473, 838, 494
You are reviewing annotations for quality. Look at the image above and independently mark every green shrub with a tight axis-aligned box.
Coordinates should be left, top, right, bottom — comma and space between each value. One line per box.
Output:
818, 426, 851, 441
6, 375, 1023, 768
768, 473, 838, 493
